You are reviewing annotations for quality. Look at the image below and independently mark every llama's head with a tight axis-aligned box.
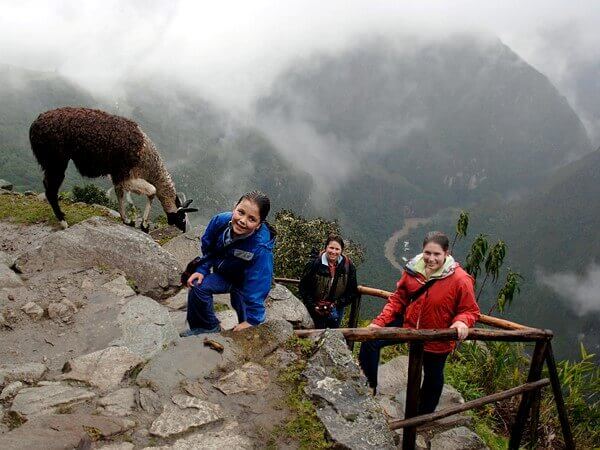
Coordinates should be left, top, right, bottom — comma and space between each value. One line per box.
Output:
167, 195, 198, 232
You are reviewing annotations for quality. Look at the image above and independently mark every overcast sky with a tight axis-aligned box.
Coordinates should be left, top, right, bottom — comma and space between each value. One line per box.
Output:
1, 0, 599, 113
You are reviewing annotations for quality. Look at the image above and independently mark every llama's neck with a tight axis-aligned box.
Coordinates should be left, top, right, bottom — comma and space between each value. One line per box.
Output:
138, 134, 177, 213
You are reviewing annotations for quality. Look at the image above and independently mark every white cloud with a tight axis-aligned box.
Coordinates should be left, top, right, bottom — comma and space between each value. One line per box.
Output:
538, 264, 600, 316
1, 0, 599, 114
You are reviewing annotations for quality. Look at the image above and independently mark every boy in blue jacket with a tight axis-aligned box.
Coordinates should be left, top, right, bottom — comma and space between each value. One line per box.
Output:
180, 191, 275, 336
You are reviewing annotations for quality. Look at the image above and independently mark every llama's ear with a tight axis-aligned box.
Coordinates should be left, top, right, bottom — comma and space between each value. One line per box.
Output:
175, 195, 182, 208
180, 207, 198, 213
182, 199, 193, 209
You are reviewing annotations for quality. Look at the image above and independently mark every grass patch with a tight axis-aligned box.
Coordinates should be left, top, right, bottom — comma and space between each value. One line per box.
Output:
214, 303, 231, 312
0, 193, 116, 226
270, 336, 331, 449
273, 360, 332, 449
2, 410, 27, 430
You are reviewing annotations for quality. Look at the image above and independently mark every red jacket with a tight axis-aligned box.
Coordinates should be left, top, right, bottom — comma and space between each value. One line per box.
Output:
373, 262, 480, 353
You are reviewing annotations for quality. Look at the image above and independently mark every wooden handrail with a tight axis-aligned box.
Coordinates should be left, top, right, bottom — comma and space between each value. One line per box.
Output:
274, 277, 533, 331
389, 378, 550, 430
294, 327, 552, 342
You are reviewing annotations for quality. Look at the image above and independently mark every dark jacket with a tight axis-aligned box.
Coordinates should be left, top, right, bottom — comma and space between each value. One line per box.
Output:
298, 253, 359, 310
195, 212, 275, 326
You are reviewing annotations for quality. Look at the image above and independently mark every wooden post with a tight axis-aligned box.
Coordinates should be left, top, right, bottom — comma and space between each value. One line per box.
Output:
528, 388, 541, 449
346, 294, 362, 351
509, 340, 548, 449
545, 343, 575, 450
403, 342, 424, 450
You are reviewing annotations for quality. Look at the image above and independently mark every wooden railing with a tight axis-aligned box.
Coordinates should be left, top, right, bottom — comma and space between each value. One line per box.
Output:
274, 278, 575, 450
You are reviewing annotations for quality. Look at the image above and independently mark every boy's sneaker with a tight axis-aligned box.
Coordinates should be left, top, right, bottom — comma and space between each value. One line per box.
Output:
179, 325, 221, 337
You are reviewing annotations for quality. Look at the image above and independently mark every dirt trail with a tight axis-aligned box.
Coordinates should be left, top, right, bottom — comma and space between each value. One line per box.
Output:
383, 217, 431, 270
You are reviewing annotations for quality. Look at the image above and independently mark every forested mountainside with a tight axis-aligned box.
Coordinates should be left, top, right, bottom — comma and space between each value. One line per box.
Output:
255, 35, 593, 302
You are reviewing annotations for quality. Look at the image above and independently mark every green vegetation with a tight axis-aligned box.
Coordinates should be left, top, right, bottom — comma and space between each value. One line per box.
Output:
213, 303, 231, 312
446, 341, 600, 448
71, 183, 117, 209
0, 193, 116, 226
271, 337, 331, 449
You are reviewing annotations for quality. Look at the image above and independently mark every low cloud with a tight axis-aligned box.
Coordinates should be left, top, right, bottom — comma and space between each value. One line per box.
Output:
537, 264, 600, 316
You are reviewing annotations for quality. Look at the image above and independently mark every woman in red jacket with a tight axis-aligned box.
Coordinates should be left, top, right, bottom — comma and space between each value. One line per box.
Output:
359, 231, 480, 414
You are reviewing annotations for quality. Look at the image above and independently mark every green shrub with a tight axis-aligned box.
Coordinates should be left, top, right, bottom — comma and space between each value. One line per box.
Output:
72, 183, 117, 209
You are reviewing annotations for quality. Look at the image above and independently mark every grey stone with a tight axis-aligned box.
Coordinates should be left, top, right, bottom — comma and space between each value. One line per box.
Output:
0, 179, 13, 191
60, 346, 144, 392
222, 319, 294, 360
102, 275, 137, 298
99, 443, 135, 450
0, 251, 16, 268
161, 225, 205, 268
10, 384, 96, 416
20, 301, 44, 320
0, 264, 22, 289
0, 413, 134, 450
429, 426, 488, 450
304, 329, 396, 450
214, 362, 270, 395
98, 387, 137, 417
439, 384, 465, 409
137, 335, 239, 395
143, 421, 252, 449
14, 217, 182, 300
149, 395, 224, 438
216, 309, 238, 330
378, 355, 409, 396
47, 298, 77, 323
0, 362, 47, 384
110, 295, 178, 359
266, 284, 313, 328
164, 289, 187, 310
0, 381, 23, 400
139, 387, 162, 414
0, 312, 7, 329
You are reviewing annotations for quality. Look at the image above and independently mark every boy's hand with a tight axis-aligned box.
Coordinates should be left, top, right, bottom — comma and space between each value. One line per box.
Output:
187, 272, 204, 288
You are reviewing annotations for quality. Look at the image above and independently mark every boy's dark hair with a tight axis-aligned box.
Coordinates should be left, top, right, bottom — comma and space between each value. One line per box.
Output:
423, 231, 449, 251
237, 191, 271, 221
325, 234, 345, 251
236, 190, 276, 237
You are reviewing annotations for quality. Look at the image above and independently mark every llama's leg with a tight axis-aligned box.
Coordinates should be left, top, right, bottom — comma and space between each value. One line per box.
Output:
114, 184, 134, 227
122, 178, 156, 233
44, 169, 67, 229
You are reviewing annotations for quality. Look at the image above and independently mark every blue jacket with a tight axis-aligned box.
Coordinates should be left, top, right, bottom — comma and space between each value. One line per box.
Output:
195, 212, 275, 325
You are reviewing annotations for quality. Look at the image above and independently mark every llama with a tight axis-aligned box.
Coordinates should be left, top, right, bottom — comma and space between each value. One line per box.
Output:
29, 107, 197, 232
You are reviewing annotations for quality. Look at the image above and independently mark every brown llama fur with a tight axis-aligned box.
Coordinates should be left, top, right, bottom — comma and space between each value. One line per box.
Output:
29, 107, 196, 231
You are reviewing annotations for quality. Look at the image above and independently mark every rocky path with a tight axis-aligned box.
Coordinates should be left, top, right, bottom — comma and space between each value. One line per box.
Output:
0, 188, 487, 449
383, 218, 431, 271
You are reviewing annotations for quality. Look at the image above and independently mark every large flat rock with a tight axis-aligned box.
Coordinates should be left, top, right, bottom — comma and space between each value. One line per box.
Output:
60, 346, 144, 392
265, 284, 313, 329
0, 413, 134, 450
143, 421, 253, 449
0, 263, 23, 289
137, 334, 239, 395
429, 426, 488, 450
304, 330, 396, 450
0, 362, 47, 386
214, 362, 270, 395
149, 394, 224, 438
111, 295, 178, 359
10, 383, 96, 416
15, 217, 182, 300
161, 224, 206, 268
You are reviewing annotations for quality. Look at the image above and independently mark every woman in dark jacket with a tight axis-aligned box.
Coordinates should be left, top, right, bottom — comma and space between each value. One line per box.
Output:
299, 234, 359, 329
